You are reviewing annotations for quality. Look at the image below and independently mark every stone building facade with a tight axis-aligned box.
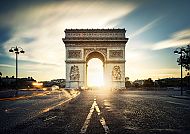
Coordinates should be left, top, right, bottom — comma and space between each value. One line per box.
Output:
62, 29, 128, 89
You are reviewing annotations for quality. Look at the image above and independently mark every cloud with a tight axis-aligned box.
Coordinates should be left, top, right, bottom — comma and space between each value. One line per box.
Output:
1, 0, 137, 80
152, 28, 190, 50
0, 64, 15, 68
130, 17, 162, 39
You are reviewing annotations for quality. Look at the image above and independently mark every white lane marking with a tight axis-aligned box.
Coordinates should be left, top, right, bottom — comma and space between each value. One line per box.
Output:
94, 102, 110, 133
80, 99, 110, 134
166, 101, 189, 107
40, 92, 80, 114
80, 100, 96, 133
43, 116, 57, 121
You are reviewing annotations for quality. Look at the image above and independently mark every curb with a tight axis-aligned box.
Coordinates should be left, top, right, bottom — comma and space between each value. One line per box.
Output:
169, 95, 190, 100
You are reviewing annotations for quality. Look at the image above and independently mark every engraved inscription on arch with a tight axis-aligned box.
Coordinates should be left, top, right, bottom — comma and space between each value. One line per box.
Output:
109, 50, 123, 58
68, 50, 81, 58
66, 32, 125, 38
112, 65, 121, 80
65, 42, 125, 47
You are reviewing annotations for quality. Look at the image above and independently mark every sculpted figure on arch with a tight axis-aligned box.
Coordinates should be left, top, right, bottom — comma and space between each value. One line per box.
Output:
112, 65, 121, 80
70, 65, 80, 81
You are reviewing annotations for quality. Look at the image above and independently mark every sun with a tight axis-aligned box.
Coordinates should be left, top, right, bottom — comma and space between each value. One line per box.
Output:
87, 58, 104, 87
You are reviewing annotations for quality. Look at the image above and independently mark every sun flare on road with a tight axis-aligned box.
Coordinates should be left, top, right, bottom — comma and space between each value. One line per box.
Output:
87, 58, 104, 87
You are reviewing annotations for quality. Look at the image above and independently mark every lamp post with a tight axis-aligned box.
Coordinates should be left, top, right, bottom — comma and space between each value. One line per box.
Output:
174, 47, 186, 96
187, 72, 190, 90
9, 46, 25, 90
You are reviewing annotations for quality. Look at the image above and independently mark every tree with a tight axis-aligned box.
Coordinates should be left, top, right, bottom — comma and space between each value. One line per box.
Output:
0, 72, 2, 87
143, 78, 154, 87
125, 81, 131, 87
125, 77, 131, 87
176, 45, 190, 71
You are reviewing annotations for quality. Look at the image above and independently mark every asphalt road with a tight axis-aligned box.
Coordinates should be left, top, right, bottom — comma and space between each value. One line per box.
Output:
1, 90, 190, 134
0, 89, 79, 133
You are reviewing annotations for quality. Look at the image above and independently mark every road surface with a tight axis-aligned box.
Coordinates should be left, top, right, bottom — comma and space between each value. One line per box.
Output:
0, 90, 190, 134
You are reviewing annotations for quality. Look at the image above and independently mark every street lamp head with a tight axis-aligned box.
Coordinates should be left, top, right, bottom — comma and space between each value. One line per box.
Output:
174, 50, 178, 54
178, 51, 182, 54
9, 49, 13, 52
14, 48, 18, 51
181, 48, 185, 51
15, 51, 19, 54
20, 50, 25, 53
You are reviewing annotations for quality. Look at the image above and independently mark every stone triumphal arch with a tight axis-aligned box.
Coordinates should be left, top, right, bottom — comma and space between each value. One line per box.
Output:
62, 29, 128, 89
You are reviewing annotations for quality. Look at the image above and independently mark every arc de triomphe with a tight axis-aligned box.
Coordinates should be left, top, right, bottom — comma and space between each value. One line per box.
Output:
62, 29, 128, 89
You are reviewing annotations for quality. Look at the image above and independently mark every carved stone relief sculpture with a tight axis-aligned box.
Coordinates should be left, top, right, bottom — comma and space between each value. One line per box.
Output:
109, 50, 123, 58
68, 50, 81, 58
112, 65, 121, 80
84, 48, 107, 58
70, 65, 80, 81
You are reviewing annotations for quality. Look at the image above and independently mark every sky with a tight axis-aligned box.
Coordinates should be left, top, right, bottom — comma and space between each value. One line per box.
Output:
0, 0, 190, 81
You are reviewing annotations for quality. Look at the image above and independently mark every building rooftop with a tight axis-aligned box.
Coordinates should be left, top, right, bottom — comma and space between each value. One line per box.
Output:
64, 28, 126, 33
63, 28, 128, 43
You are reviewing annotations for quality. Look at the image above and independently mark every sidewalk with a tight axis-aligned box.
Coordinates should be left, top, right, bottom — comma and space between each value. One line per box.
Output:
169, 91, 190, 100
0, 90, 18, 98
0, 88, 79, 101
169, 95, 190, 100
0, 89, 43, 99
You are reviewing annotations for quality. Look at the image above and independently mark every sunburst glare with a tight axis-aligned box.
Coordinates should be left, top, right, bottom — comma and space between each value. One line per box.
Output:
87, 58, 104, 87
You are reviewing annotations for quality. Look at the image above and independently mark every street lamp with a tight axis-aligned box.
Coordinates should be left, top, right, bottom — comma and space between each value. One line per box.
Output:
9, 46, 25, 90
187, 72, 190, 90
174, 47, 186, 96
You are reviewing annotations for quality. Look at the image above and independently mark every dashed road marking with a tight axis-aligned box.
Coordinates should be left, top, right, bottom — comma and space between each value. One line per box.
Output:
43, 116, 57, 122
80, 98, 110, 134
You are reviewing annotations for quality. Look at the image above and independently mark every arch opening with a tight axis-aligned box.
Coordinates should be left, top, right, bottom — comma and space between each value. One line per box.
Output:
86, 51, 105, 63
87, 58, 104, 87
